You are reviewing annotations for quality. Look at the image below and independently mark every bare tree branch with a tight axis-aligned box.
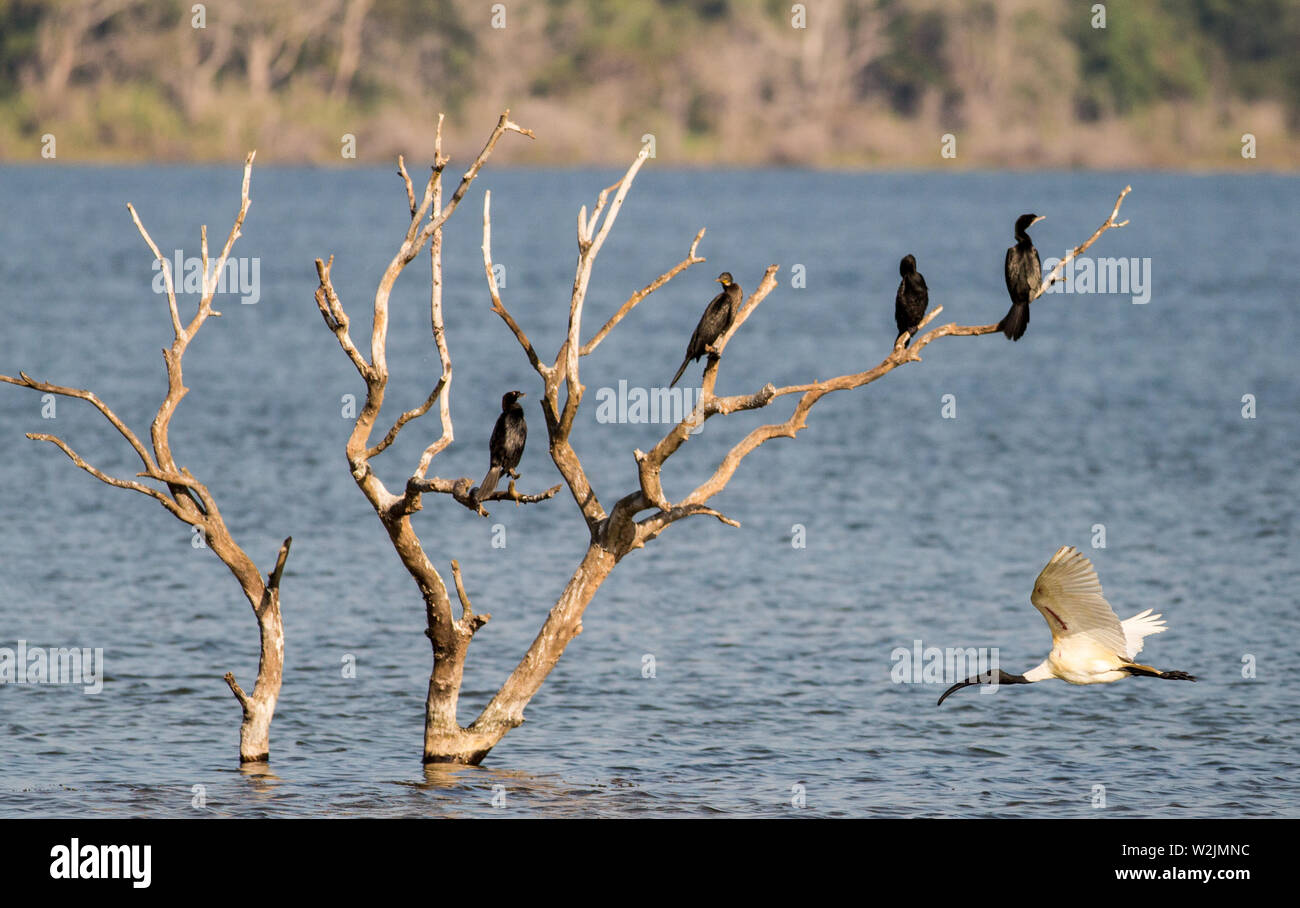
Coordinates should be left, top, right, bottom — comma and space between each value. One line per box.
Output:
449, 559, 489, 631
0, 371, 158, 473
21, 431, 186, 519
580, 227, 707, 356
224, 672, 252, 712
381, 115, 459, 475
313, 255, 372, 379
559, 145, 650, 436
127, 202, 183, 339
397, 154, 417, 218
1034, 185, 1132, 300
402, 476, 563, 517
267, 535, 292, 595
368, 112, 535, 383
633, 503, 741, 548
482, 192, 547, 377
150, 151, 255, 480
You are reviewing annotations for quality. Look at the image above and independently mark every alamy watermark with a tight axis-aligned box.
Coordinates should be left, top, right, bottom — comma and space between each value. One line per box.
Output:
0, 641, 103, 694
891, 640, 1002, 694
49, 838, 150, 888
1041, 254, 1151, 304
151, 250, 261, 304
594, 380, 704, 434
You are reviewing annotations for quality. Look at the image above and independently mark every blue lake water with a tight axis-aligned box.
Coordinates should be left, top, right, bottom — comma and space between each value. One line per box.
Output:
0, 164, 1297, 817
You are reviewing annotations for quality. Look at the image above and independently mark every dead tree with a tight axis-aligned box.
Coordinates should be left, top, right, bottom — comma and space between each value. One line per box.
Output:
315, 111, 1131, 764
0, 154, 292, 765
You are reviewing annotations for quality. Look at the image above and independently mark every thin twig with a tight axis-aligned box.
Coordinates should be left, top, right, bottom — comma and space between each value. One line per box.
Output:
581, 228, 707, 356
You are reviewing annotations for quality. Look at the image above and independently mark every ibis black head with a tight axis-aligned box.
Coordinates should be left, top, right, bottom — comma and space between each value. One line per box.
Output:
501, 390, 526, 410
899, 254, 917, 276
1014, 213, 1045, 238
716, 271, 734, 286
936, 669, 1030, 706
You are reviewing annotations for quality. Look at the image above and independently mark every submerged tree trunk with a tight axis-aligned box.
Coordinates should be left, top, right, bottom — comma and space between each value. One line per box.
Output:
423, 543, 617, 764
226, 538, 290, 763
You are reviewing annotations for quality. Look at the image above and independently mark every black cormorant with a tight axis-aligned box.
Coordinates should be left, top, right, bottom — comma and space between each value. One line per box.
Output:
669, 272, 742, 388
473, 390, 526, 504
998, 213, 1044, 341
894, 254, 929, 347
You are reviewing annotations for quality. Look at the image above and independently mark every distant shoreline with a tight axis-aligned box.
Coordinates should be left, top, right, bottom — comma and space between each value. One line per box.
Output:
1, 160, 1294, 175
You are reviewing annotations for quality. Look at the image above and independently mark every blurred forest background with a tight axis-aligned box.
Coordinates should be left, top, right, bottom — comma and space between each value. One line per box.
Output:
0, 0, 1295, 167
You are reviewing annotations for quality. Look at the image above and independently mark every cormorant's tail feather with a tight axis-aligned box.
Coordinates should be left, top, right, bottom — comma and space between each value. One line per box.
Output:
998, 302, 1029, 341
474, 466, 502, 503
669, 357, 690, 388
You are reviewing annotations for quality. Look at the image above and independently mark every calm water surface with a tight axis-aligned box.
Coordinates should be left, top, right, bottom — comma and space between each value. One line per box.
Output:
0, 166, 1296, 817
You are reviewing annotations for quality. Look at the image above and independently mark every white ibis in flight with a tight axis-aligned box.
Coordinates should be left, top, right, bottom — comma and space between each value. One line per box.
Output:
937, 546, 1196, 705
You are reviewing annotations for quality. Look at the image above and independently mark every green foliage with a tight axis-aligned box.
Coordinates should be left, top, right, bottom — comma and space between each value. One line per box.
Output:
532, 0, 707, 97
0, 0, 41, 97
865, 3, 952, 116
0, 0, 1294, 160
1071, 0, 1210, 118
1187, 0, 1300, 123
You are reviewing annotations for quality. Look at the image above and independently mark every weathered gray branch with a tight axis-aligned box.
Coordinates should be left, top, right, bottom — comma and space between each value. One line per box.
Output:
1034, 185, 1132, 300
449, 559, 488, 632
401, 476, 563, 518
482, 192, 547, 376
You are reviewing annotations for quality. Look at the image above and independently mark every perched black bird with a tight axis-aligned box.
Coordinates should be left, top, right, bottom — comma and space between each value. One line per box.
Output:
669, 272, 742, 387
999, 213, 1044, 341
894, 254, 929, 347
473, 390, 526, 504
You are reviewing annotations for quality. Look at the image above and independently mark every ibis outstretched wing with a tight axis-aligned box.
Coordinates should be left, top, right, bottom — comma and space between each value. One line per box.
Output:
1029, 546, 1128, 657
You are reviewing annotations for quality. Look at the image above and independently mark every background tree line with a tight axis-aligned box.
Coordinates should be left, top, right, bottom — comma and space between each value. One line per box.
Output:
0, 0, 1295, 166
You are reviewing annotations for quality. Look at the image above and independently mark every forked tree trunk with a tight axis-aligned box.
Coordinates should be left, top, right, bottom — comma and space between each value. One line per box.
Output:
221, 532, 291, 763
231, 593, 285, 762
424, 542, 618, 764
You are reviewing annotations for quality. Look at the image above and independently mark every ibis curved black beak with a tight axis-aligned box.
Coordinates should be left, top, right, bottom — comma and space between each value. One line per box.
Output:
937, 678, 979, 706
936, 669, 1030, 706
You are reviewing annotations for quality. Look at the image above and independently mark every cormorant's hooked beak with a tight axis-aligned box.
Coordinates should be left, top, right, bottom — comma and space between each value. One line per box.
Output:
715, 276, 726, 284
936, 669, 1029, 706
1031, 215, 1046, 226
